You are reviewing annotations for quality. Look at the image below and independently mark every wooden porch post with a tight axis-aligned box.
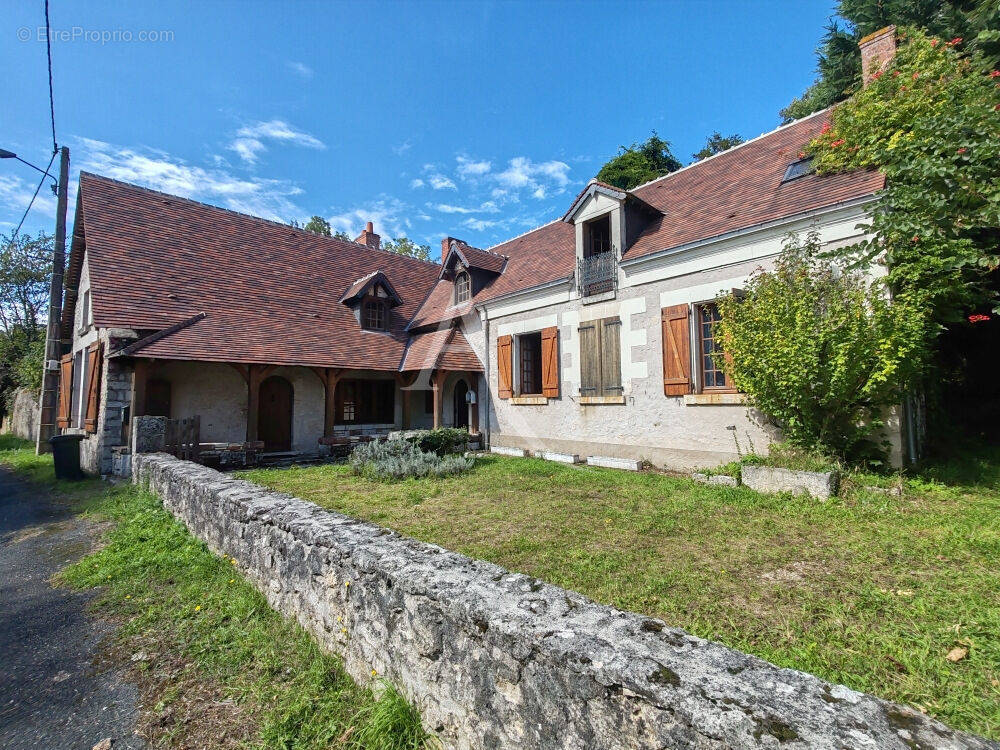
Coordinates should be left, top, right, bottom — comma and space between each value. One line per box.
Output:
323, 368, 342, 438
432, 370, 447, 429
131, 358, 149, 418
397, 372, 417, 430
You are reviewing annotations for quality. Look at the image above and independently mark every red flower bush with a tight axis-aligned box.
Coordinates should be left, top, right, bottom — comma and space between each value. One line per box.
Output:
830, 139, 846, 148
957, 147, 968, 154
968, 314, 990, 323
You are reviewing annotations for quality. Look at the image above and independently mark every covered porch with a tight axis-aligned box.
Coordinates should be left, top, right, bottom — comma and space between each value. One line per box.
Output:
126, 356, 482, 458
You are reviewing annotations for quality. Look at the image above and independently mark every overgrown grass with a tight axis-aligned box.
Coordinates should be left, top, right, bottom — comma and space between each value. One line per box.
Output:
0, 435, 428, 750
243, 450, 1000, 739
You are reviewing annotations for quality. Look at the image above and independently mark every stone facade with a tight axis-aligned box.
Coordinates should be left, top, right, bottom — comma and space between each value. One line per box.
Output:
132, 452, 995, 750
2, 388, 39, 442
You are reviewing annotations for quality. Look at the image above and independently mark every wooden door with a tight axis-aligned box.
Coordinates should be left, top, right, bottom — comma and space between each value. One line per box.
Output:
259, 376, 293, 451
453, 379, 469, 428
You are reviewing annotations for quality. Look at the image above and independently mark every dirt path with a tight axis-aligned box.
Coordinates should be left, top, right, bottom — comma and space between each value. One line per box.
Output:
0, 468, 144, 750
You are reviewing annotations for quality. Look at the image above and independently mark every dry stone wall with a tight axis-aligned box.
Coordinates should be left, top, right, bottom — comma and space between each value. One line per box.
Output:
132, 453, 995, 750
2, 388, 39, 442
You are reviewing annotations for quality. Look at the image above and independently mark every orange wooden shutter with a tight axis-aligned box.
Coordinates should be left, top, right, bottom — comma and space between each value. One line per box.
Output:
84, 342, 103, 433
57, 354, 73, 428
540, 326, 560, 398
497, 334, 513, 398
661, 304, 692, 396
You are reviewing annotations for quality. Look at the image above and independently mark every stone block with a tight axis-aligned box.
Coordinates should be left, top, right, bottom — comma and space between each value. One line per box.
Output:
741, 465, 839, 499
708, 474, 738, 487
540, 451, 581, 464
491, 445, 527, 458
131, 415, 167, 454
586, 455, 643, 471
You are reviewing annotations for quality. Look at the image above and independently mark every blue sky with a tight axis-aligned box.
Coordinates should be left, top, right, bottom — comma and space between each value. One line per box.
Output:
3, 0, 836, 258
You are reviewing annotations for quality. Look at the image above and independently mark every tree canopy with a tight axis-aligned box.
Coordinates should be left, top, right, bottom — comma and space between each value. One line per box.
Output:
382, 237, 432, 262
302, 215, 332, 236
692, 131, 745, 161
595, 133, 682, 190
781, 0, 1000, 122
0, 231, 50, 409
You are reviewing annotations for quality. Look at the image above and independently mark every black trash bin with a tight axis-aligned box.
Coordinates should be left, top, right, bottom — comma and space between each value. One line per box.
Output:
49, 433, 85, 480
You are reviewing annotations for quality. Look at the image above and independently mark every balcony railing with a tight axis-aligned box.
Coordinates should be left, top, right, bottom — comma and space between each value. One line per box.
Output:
578, 251, 617, 297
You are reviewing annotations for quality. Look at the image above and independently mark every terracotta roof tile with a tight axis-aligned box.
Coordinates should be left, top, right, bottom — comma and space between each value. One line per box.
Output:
71, 173, 442, 371
401, 327, 482, 372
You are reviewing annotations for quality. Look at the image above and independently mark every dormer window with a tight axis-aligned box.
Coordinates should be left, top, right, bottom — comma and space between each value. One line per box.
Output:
782, 157, 814, 182
584, 215, 612, 258
455, 271, 471, 304
362, 297, 387, 330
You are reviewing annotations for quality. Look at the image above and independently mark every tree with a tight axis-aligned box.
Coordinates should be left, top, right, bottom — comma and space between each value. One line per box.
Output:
333, 230, 352, 241
303, 215, 332, 236
0, 231, 50, 411
717, 231, 926, 462
382, 237, 431, 262
780, 0, 999, 122
595, 132, 682, 190
692, 131, 745, 161
808, 29, 1000, 325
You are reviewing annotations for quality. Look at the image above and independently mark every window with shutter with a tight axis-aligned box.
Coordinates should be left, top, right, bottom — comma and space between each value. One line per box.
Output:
540, 326, 560, 398
661, 304, 692, 396
84, 342, 103, 433
497, 334, 513, 398
578, 316, 622, 398
57, 354, 73, 428
697, 303, 734, 392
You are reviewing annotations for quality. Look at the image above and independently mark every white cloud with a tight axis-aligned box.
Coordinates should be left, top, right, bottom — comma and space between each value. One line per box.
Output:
286, 61, 314, 79
409, 178, 425, 189
0, 173, 57, 229
228, 120, 326, 165
326, 195, 413, 240
462, 217, 500, 232
427, 174, 457, 191
495, 156, 570, 198
432, 203, 476, 214
76, 137, 307, 221
393, 140, 413, 156
456, 156, 491, 177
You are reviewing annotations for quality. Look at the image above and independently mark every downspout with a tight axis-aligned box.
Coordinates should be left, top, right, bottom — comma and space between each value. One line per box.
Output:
479, 306, 491, 449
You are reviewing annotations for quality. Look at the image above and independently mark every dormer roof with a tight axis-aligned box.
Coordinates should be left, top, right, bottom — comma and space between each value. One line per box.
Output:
340, 270, 404, 308
561, 179, 661, 223
440, 239, 507, 278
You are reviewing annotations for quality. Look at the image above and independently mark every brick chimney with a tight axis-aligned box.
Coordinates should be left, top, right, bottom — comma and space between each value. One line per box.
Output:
859, 25, 897, 85
355, 221, 380, 251
441, 236, 466, 259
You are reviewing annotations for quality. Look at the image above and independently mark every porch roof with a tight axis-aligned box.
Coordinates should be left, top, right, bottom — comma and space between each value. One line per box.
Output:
400, 327, 483, 373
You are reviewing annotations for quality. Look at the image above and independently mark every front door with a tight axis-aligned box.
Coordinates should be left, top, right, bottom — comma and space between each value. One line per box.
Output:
259, 376, 293, 451
453, 379, 469, 429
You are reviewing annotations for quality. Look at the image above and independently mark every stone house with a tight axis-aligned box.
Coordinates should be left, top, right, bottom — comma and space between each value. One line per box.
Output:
58, 106, 907, 475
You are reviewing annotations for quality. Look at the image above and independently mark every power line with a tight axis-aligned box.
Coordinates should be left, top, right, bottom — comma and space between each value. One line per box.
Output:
7, 150, 57, 242
44, 0, 57, 152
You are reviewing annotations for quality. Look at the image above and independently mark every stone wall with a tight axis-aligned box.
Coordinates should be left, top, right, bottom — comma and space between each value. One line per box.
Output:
132, 452, 993, 750
2, 388, 39, 442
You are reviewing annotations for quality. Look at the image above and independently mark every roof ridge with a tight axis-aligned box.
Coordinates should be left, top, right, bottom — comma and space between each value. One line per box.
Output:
79, 171, 444, 270
628, 107, 833, 194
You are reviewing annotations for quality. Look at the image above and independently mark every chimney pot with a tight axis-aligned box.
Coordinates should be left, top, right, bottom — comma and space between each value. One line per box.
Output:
859, 25, 897, 86
355, 221, 381, 252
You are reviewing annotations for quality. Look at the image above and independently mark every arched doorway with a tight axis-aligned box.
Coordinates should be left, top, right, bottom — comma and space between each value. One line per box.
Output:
259, 376, 293, 451
453, 379, 469, 429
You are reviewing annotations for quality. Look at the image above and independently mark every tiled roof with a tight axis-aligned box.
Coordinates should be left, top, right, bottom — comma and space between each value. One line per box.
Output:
446, 242, 507, 275
410, 109, 884, 328
70, 173, 442, 371
401, 326, 482, 372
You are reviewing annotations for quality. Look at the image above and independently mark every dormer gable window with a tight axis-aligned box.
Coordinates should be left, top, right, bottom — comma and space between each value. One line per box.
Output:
454, 271, 471, 304
781, 157, 814, 182
362, 295, 387, 331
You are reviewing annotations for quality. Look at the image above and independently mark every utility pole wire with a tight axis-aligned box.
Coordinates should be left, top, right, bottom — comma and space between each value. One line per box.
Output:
8, 150, 58, 243
45, 0, 57, 152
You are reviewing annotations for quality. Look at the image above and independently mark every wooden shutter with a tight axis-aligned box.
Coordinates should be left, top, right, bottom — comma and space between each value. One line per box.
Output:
497, 335, 513, 398
661, 304, 692, 396
540, 326, 560, 398
578, 321, 600, 396
600, 317, 622, 396
57, 354, 73, 428
84, 342, 103, 433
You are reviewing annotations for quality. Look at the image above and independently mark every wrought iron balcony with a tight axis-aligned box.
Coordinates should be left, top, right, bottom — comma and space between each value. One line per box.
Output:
577, 251, 617, 297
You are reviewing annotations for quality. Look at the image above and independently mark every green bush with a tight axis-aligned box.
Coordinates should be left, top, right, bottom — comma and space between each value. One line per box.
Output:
350, 438, 473, 481
406, 427, 468, 456
717, 231, 927, 464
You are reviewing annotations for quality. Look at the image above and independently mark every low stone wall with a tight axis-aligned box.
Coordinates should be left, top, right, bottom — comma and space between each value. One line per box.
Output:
2, 388, 39, 442
132, 453, 994, 750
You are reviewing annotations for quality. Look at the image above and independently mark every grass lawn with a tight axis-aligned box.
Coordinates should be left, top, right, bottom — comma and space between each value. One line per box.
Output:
243, 449, 1000, 739
0, 435, 427, 750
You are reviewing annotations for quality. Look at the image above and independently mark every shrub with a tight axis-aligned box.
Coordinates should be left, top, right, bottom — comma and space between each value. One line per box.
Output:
717, 231, 927, 464
350, 438, 473, 481
407, 427, 469, 456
